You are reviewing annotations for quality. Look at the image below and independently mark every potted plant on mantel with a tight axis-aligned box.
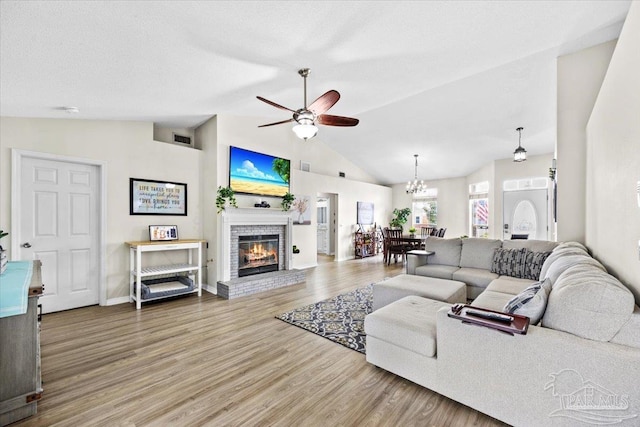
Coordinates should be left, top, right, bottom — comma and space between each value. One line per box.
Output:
216, 186, 238, 213
390, 208, 411, 231
281, 192, 295, 212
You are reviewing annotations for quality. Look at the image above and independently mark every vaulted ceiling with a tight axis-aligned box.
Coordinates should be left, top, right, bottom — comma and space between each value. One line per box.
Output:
0, 1, 631, 184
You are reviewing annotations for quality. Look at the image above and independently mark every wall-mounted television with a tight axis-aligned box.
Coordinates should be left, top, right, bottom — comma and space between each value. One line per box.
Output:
229, 146, 290, 197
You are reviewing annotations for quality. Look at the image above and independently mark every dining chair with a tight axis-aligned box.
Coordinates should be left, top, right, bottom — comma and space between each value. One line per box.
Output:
381, 227, 391, 263
386, 228, 408, 265
437, 227, 447, 237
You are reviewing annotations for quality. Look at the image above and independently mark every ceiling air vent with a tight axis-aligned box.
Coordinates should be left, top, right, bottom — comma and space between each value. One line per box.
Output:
173, 134, 192, 145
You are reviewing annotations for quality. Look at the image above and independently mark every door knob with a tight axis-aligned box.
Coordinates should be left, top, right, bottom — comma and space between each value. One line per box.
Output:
22, 242, 32, 248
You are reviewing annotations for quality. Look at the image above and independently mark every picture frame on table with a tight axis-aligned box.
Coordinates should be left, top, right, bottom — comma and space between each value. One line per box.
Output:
149, 225, 178, 241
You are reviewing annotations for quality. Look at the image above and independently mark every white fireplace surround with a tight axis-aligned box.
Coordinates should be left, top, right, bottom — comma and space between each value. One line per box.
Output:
219, 209, 293, 282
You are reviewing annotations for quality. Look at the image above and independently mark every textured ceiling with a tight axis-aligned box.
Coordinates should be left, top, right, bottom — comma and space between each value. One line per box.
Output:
0, 1, 631, 184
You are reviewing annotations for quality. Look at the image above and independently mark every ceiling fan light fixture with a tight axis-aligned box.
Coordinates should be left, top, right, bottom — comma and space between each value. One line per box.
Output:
257, 68, 358, 137
513, 127, 527, 162
292, 123, 318, 140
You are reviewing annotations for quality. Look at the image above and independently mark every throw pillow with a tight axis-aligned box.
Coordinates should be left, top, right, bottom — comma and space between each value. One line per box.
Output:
522, 251, 552, 280
491, 248, 528, 278
503, 278, 552, 324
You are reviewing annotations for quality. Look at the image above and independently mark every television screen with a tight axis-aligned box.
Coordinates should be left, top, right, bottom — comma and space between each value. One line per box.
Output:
229, 146, 290, 197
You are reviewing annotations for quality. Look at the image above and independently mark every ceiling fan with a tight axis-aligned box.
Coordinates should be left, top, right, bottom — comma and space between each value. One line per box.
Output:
257, 68, 359, 140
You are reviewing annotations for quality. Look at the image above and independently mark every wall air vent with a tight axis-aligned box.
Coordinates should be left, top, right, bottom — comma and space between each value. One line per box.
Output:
173, 134, 192, 145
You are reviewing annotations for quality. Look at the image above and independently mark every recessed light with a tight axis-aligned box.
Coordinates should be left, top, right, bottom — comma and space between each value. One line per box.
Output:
62, 106, 80, 114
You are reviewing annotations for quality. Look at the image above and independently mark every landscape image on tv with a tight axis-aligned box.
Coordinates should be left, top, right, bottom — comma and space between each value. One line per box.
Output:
229, 146, 290, 197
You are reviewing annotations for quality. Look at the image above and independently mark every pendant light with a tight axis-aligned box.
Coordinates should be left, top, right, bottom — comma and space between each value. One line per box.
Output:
513, 127, 527, 162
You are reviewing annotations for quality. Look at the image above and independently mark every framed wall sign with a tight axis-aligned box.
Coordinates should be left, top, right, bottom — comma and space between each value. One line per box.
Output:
149, 225, 178, 241
357, 202, 374, 225
130, 178, 187, 215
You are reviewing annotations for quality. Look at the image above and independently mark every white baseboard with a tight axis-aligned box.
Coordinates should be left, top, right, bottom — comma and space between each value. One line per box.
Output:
294, 262, 318, 269
203, 284, 217, 295
106, 296, 130, 306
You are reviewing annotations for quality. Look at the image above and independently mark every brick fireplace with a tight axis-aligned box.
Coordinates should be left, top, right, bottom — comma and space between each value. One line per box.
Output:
217, 209, 305, 298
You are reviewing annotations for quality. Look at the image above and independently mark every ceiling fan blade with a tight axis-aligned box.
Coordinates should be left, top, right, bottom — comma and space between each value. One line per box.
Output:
258, 118, 294, 128
308, 90, 340, 115
317, 114, 359, 127
256, 96, 296, 113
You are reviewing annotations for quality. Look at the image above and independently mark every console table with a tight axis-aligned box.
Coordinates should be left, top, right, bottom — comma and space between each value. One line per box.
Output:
126, 240, 204, 310
0, 260, 43, 426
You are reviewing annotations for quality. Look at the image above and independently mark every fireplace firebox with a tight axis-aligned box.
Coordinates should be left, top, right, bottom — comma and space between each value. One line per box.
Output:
238, 234, 279, 277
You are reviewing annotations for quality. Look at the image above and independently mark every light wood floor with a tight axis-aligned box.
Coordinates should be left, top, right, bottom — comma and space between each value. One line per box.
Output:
16, 254, 507, 427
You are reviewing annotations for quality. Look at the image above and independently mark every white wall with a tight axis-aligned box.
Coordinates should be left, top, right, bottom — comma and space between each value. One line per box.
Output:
390, 177, 467, 238
0, 117, 203, 302
195, 115, 218, 286
557, 40, 617, 243
586, 1, 640, 302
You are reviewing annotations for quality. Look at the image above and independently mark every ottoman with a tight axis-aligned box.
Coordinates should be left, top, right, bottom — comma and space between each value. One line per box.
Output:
373, 274, 466, 311
364, 295, 450, 389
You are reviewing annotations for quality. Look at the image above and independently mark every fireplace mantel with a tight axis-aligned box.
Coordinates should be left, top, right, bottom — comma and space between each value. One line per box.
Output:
219, 209, 293, 281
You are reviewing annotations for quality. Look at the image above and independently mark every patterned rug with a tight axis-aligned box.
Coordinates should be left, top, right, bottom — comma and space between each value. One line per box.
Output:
275, 284, 373, 354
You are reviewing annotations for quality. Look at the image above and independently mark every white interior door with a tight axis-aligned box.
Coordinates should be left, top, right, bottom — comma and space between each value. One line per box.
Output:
18, 156, 100, 313
503, 189, 548, 240
316, 197, 330, 254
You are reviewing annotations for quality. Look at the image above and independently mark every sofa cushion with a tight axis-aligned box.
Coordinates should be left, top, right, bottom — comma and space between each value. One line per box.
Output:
502, 239, 558, 253
470, 290, 514, 312
504, 278, 551, 324
539, 245, 591, 280
542, 265, 635, 341
521, 250, 552, 280
541, 253, 606, 285
554, 241, 590, 254
452, 267, 498, 289
459, 238, 503, 270
610, 305, 640, 349
424, 237, 462, 267
415, 264, 460, 280
364, 296, 450, 357
491, 247, 528, 278
486, 276, 537, 296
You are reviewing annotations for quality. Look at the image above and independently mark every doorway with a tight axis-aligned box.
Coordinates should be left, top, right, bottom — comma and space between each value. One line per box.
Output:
503, 189, 548, 240
12, 150, 106, 313
316, 193, 337, 258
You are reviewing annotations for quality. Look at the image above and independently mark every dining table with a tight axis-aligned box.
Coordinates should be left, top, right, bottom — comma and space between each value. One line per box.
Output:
400, 235, 425, 250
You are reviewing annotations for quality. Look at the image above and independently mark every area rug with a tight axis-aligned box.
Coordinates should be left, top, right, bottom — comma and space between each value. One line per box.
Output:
275, 284, 373, 354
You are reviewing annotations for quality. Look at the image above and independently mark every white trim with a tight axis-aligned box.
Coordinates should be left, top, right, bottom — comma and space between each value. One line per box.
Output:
202, 284, 217, 295
106, 296, 130, 306
11, 149, 108, 307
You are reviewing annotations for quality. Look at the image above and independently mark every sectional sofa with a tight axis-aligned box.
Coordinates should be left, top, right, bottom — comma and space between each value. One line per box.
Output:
365, 237, 640, 426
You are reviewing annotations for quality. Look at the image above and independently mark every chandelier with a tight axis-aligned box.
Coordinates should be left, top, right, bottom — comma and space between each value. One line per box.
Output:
406, 154, 427, 194
513, 127, 527, 162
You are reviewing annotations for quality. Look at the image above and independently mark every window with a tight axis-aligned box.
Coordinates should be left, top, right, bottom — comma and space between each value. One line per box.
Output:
469, 181, 489, 238
469, 198, 489, 238
412, 188, 437, 227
